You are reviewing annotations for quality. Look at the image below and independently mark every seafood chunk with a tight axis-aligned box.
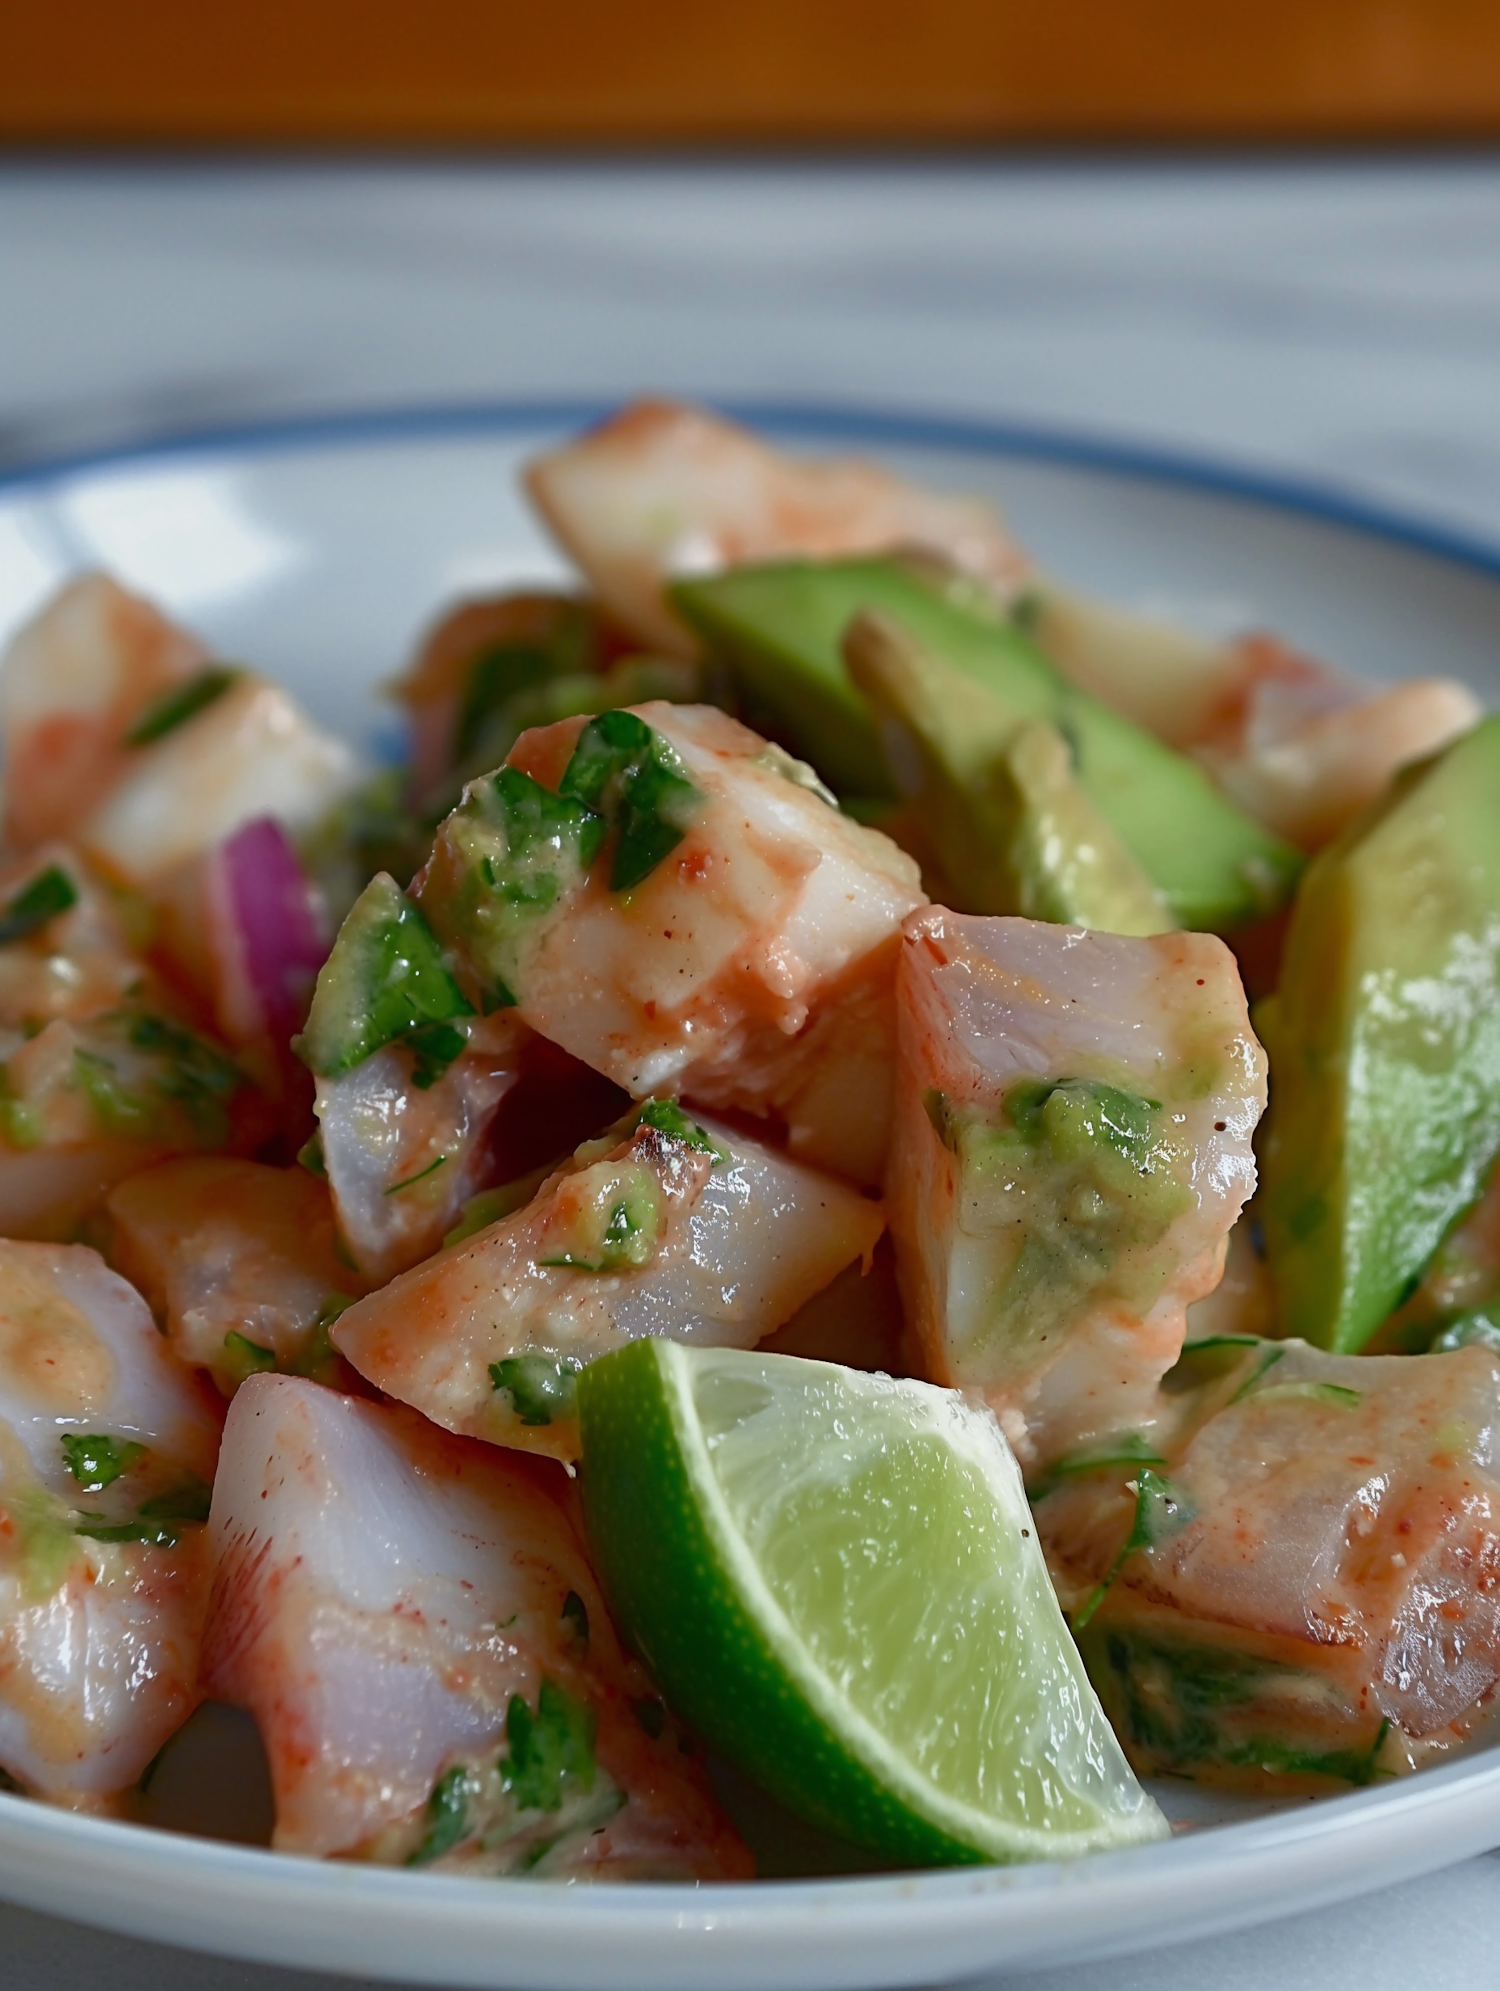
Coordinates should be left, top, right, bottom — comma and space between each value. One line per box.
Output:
887, 909, 1265, 1471
0, 842, 278, 1239
0, 574, 208, 853
333, 1102, 884, 1462
78, 670, 359, 887
2, 575, 360, 882
525, 399, 1029, 658
312, 1012, 529, 1286
202, 1373, 752, 1876
1038, 1338, 1500, 1790
105, 1159, 370, 1397
0, 845, 144, 1034
0, 1239, 220, 1805
416, 702, 926, 1185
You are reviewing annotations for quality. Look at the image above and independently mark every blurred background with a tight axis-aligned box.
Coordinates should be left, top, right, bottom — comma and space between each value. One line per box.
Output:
4, 0, 1500, 542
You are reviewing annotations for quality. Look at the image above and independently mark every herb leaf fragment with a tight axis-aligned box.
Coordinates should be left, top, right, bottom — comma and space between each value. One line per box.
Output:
502, 1678, 597, 1813
125, 666, 241, 748
0, 865, 78, 948
559, 711, 704, 891
60, 1433, 144, 1493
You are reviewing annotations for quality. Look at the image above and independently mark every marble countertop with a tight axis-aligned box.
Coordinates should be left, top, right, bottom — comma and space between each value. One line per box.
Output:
3, 156, 1499, 1990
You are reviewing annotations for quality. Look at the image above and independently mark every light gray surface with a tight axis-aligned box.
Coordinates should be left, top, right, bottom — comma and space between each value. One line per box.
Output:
3, 156, 1500, 1988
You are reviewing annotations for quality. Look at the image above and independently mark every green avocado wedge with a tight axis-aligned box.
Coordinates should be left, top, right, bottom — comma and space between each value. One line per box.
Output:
671, 555, 1301, 932
843, 609, 1173, 935
1260, 717, 1500, 1353
577, 1341, 1166, 1867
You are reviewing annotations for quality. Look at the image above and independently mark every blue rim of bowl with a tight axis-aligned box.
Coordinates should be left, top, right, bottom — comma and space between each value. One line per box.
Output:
5, 394, 1500, 586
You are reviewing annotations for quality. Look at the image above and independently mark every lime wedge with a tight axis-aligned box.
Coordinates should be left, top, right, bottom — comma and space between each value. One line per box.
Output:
577, 1342, 1166, 1866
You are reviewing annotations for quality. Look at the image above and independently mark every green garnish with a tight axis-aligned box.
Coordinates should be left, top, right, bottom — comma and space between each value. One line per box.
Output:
1088, 1629, 1393, 1787
59, 1434, 144, 1493
297, 1130, 327, 1178
489, 1354, 583, 1427
137, 1476, 213, 1524
633, 1097, 725, 1160
407, 1764, 473, 1867
418, 767, 603, 1010
222, 1330, 278, 1385
0, 865, 78, 947
1004, 1076, 1161, 1158
1074, 1469, 1194, 1630
1227, 1343, 1287, 1403
1028, 1432, 1166, 1502
541, 1195, 655, 1273
1246, 1380, 1363, 1409
297, 873, 473, 1081
501, 1678, 597, 1813
384, 1154, 448, 1195
124, 666, 241, 747
74, 1048, 154, 1138
559, 710, 704, 891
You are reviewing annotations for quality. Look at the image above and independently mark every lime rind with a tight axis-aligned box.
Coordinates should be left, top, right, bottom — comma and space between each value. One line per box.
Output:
579, 1341, 1166, 1866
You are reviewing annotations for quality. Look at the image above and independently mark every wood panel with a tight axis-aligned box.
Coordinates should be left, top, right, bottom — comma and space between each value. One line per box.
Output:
6, 0, 1500, 143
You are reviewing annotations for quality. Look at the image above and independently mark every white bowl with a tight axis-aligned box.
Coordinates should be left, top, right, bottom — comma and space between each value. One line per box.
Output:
1, 403, 1498, 1989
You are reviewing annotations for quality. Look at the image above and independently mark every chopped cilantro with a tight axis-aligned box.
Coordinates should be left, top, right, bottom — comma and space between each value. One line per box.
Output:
501, 1678, 597, 1813
296, 873, 473, 1081
418, 766, 603, 1010
124, 666, 241, 747
633, 1097, 725, 1160
384, 1153, 448, 1195
407, 1764, 473, 1867
0, 865, 77, 947
222, 1330, 278, 1385
559, 710, 704, 891
137, 1476, 212, 1525
59, 1433, 144, 1493
1028, 1432, 1166, 1502
1074, 1468, 1194, 1629
489, 1354, 582, 1427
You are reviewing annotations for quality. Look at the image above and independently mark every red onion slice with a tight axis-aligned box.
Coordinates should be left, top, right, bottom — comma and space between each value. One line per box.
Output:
222, 816, 330, 1041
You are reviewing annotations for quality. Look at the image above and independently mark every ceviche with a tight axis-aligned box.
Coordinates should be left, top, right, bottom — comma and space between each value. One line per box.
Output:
0, 399, 1494, 1880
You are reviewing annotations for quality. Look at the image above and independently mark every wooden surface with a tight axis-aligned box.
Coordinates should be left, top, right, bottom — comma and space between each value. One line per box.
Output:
6, 0, 1500, 144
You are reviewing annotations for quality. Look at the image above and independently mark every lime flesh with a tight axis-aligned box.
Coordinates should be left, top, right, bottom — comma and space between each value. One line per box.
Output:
577, 1342, 1166, 1866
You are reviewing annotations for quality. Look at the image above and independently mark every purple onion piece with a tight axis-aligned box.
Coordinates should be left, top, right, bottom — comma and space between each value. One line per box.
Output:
223, 816, 330, 1040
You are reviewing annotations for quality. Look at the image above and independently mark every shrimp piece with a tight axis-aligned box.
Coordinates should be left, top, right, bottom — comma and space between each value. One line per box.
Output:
77, 671, 360, 888
0, 1239, 221, 1806
202, 1373, 752, 1876
0, 846, 279, 1240
417, 702, 927, 1186
104, 1159, 371, 1398
525, 399, 1030, 658
313, 1011, 528, 1285
1031, 592, 1478, 852
0, 574, 208, 853
1038, 1338, 1500, 1790
0, 846, 146, 1033
333, 1104, 884, 1463
887, 909, 1265, 1473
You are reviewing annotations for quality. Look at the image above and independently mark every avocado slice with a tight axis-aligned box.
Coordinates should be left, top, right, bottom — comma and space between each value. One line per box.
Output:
670, 557, 1300, 932
1260, 716, 1500, 1352
843, 609, 1172, 935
